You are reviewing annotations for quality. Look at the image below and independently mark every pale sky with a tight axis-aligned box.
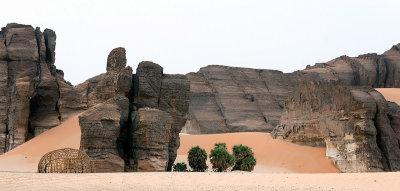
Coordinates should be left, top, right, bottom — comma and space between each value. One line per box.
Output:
1, 0, 400, 85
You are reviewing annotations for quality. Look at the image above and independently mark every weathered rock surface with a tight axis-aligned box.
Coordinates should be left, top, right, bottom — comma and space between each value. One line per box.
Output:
79, 96, 129, 172
130, 108, 172, 172
130, 61, 190, 171
0, 23, 73, 153
183, 66, 292, 134
76, 55, 189, 172
271, 81, 400, 172
184, 44, 400, 134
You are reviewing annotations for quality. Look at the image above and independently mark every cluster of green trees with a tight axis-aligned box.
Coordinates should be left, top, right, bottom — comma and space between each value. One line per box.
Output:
173, 143, 256, 172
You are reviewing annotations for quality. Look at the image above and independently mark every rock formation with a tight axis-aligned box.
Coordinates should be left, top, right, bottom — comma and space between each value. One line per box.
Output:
183, 44, 400, 134
0, 23, 190, 173
78, 59, 190, 172
127, 61, 190, 171
0, 23, 71, 153
272, 81, 400, 172
182, 44, 400, 172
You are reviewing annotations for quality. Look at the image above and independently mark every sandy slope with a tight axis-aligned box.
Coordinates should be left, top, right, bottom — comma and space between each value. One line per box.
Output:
177, 132, 339, 173
1, 172, 400, 191
376, 88, 400, 105
0, 114, 81, 172
0, 113, 339, 173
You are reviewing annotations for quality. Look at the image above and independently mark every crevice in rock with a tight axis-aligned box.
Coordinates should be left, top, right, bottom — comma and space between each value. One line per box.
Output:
118, 76, 136, 172
54, 79, 62, 122
257, 70, 270, 92
43, 31, 51, 69
157, 75, 164, 107
383, 58, 390, 88
120, 103, 134, 171
348, 58, 361, 86
375, 57, 381, 88
263, 116, 268, 123
373, 103, 391, 171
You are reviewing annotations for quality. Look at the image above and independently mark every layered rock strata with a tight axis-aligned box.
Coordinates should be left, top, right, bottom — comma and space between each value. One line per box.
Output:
184, 44, 400, 134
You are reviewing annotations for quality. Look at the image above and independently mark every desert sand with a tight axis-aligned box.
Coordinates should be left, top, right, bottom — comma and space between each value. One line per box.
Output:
1, 172, 400, 191
177, 132, 339, 173
376, 88, 400, 105
0, 114, 81, 172
0, 114, 339, 173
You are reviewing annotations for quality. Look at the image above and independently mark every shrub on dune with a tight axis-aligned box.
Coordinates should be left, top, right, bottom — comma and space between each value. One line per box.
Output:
209, 143, 235, 172
188, 146, 208, 172
232, 144, 256, 172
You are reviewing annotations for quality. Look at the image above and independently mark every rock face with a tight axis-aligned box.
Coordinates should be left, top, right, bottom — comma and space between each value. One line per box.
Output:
184, 45, 400, 134
130, 108, 172, 172
0, 23, 74, 153
129, 61, 190, 171
77, 59, 189, 172
183, 66, 292, 134
79, 96, 129, 172
272, 81, 400, 172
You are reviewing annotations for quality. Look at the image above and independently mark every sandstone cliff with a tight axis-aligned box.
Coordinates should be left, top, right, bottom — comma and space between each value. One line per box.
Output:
183, 44, 400, 134
0, 23, 74, 153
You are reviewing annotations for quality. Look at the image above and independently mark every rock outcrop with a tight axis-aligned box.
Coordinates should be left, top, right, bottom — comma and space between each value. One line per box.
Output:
184, 44, 400, 134
78, 57, 189, 172
128, 61, 190, 171
0, 23, 190, 173
0, 23, 74, 153
271, 81, 400, 172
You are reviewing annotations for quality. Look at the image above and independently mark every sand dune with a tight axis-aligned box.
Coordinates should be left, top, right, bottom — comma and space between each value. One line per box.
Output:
376, 88, 400, 105
0, 114, 81, 172
177, 132, 339, 173
0, 113, 339, 173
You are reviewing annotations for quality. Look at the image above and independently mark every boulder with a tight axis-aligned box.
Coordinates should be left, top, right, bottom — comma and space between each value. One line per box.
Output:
107, 47, 127, 73
133, 61, 163, 108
